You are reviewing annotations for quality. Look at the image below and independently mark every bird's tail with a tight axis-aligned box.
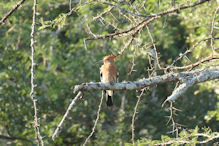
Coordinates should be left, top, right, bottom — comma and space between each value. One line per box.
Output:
106, 90, 113, 107
106, 95, 113, 106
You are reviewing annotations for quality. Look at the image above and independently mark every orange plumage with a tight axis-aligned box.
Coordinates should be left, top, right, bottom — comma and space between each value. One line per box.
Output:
100, 54, 118, 106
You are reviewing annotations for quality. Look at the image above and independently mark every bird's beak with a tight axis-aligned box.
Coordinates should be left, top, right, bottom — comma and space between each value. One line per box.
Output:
113, 54, 118, 59
95, 60, 103, 65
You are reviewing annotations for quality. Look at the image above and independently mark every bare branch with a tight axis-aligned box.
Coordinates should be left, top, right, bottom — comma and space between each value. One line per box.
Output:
118, 36, 135, 55
86, 0, 211, 41
117, 16, 161, 56
0, 135, 32, 143
166, 102, 182, 138
149, 0, 211, 17
86, 16, 160, 41
93, 6, 114, 21
74, 67, 219, 93
210, 7, 219, 54
52, 92, 82, 140
0, 0, 26, 25
103, 0, 211, 18
30, 0, 44, 145
83, 91, 104, 146
198, 134, 219, 144
169, 37, 219, 68
154, 133, 219, 145
131, 89, 145, 146
146, 25, 161, 69
164, 67, 219, 103
69, 0, 72, 11
171, 54, 219, 70
128, 47, 137, 75
49, 0, 80, 8
101, 2, 147, 18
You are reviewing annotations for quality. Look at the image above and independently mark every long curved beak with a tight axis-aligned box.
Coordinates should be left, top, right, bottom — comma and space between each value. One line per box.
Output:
95, 59, 103, 65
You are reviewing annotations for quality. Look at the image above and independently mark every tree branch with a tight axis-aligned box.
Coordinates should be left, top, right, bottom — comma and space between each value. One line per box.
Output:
146, 25, 161, 69
86, 15, 159, 41
74, 67, 219, 93
210, 7, 219, 54
52, 92, 82, 140
168, 37, 219, 69
131, 89, 145, 146
0, 135, 32, 143
101, 2, 147, 18
85, 0, 211, 41
163, 66, 219, 104
83, 91, 104, 146
30, 0, 44, 145
172, 54, 219, 70
0, 0, 26, 25
154, 133, 219, 145
148, 0, 211, 18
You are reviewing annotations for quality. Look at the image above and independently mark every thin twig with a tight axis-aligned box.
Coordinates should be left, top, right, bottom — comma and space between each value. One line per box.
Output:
86, 0, 211, 41
30, 0, 44, 145
52, 92, 82, 140
49, 0, 80, 8
169, 37, 216, 68
210, 7, 219, 54
84, 39, 88, 50
0, 0, 26, 25
148, 45, 159, 102
69, 0, 72, 11
171, 54, 219, 70
118, 36, 135, 55
166, 102, 181, 138
154, 134, 219, 145
86, 16, 159, 41
93, 6, 114, 21
198, 134, 219, 144
128, 47, 137, 75
101, 2, 148, 18
117, 16, 160, 56
83, 91, 104, 146
146, 25, 161, 69
66, 1, 92, 16
98, 16, 121, 31
131, 89, 146, 146
0, 135, 32, 143
159, 37, 219, 71
86, 24, 97, 38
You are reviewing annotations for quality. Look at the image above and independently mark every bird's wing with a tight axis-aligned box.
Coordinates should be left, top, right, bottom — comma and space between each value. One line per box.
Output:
117, 71, 119, 82
100, 65, 103, 82
112, 65, 118, 82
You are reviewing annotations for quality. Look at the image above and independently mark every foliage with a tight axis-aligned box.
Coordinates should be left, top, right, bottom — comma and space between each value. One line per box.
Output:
126, 127, 219, 145
0, 0, 218, 145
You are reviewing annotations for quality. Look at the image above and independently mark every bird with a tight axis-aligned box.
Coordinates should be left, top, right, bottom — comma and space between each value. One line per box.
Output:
100, 54, 118, 107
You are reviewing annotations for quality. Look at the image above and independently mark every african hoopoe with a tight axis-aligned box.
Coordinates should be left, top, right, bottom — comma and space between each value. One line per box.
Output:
100, 54, 118, 107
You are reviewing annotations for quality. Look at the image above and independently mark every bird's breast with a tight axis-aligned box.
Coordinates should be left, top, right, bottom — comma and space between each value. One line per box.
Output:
100, 64, 117, 82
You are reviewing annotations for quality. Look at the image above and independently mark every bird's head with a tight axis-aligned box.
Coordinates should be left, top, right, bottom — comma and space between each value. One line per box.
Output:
103, 54, 118, 63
